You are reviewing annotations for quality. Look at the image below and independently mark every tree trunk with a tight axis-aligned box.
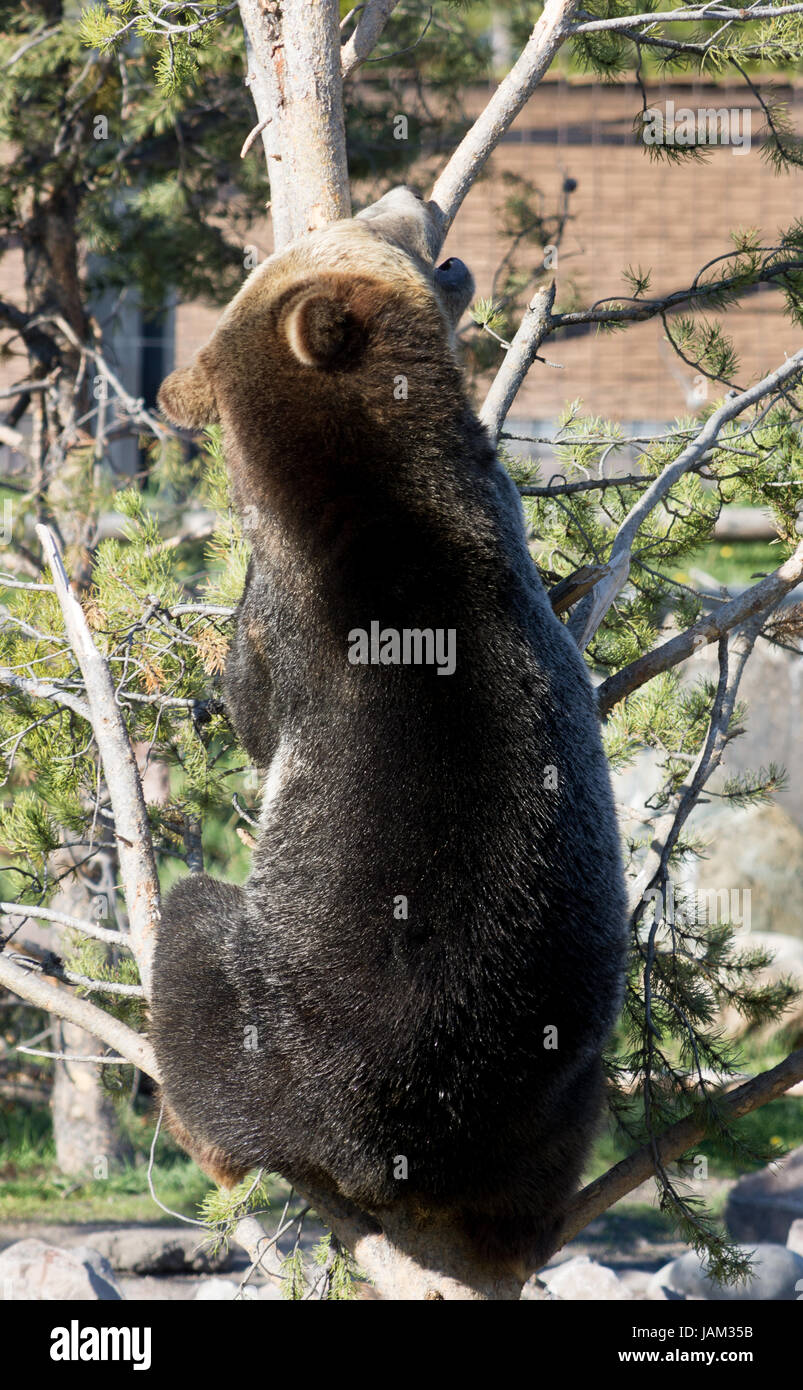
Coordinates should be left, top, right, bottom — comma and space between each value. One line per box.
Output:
51, 1020, 130, 1177
238, 0, 350, 249
47, 848, 132, 1178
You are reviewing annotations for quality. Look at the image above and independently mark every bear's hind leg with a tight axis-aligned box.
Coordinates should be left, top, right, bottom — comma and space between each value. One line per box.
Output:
149, 874, 258, 1184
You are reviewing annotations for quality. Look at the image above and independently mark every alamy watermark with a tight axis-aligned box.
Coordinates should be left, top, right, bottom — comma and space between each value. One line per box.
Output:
643, 880, 751, 932
348, 622, 456, 676
642, 102, 752, 155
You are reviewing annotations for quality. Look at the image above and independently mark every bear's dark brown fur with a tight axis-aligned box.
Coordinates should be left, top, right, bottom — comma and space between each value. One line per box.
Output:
149, 188, 627, 1267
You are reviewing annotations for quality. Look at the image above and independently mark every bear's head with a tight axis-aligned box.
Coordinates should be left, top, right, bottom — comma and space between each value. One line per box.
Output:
157, 189, 478, 523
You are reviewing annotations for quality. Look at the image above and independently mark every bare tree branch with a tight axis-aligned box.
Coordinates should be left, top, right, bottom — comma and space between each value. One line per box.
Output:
598, 536, 803, 716
480, 282, 556, 442
1, 901, 130, 948
552, 256, 803, 336
341, 0, 400, 79
0, 668, 90, 721
428, 0, 579, 241
571, 4, 803, 34
35, 525, 161, 992
36, 314, 168, 439
0, 952, 157, 1074
559, 1048, 803, 1247
567, 348, 803, 650
548, 563, 611, 615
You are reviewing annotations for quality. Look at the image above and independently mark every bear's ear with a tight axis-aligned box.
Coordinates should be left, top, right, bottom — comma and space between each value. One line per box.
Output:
283, 289, 357, 368
158, 358, 218, 428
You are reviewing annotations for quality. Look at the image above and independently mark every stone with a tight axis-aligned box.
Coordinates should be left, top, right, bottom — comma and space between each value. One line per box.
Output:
614, 759, 803, 941
616, 1267, 655, 1299
787, 1219, 803, 1256
648, 1244, 803, 1301
717, 931, 803, 1047
726, 1145, 803, 1245
194, 1277, 251, 1300
539, 1254, 633, 1300
0, 1239, 122, 1300
83, 1227, 229, 1275
646, 1265, 679, 1301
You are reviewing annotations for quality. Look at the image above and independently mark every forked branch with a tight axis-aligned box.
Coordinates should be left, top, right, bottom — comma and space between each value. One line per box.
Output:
568, 349, 803, 651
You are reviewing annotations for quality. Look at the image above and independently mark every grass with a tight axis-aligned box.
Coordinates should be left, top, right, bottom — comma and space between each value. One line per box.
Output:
672, 538, 784, 589
0, 1099, 215, 1224
2, 1079, 801, 1226
587, 1096, 802, 1187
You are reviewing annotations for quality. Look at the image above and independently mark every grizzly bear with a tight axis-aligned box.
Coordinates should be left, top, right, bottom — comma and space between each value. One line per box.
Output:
149, 186, 627, 1268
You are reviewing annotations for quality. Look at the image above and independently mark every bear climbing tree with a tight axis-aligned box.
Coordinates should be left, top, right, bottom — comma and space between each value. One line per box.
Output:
149, 186, 628, 1273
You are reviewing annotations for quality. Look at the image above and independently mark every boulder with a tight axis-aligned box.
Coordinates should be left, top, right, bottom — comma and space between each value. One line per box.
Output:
194, 1277, 247, 1301
0, 1239, 122, 1301
648, 1244, 803, 1301
786, 1219, 803, 1256
717, 931, 803, 1047
539, 1254, 633, 1300
83, 1227, 228, 1275
693, 802, 803, 940
726, 1145, 803, 1245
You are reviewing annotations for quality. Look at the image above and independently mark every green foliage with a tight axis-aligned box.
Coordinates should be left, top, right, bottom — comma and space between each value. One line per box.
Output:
198, 1171, 270, 1247
312, 1235, 361, 1300
281, 1249, 307, 1300
0, 435, 256, 924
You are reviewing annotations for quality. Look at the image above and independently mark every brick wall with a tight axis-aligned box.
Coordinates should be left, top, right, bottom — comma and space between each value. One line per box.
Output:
2, 78, 800, 442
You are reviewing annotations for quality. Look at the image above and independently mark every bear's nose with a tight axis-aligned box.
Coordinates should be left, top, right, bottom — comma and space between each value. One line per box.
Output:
435, 257, 471, 288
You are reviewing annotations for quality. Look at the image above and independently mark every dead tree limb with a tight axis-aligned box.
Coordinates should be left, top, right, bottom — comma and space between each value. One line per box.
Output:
568, 348, 803, 651
35, 524, 160, 992
559, 1047, 803, 1247
571, 4, 803, 34
480, 283, 556, 442
428, 0, 579, 240
548, 563, 611, 615
0, 952, 156, 1074
1, 901, 130, 948
341, 0, 401, 79
598, 536, 803, 716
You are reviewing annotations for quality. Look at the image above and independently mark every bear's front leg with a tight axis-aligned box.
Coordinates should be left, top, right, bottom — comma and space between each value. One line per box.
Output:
223, 557, 281, 770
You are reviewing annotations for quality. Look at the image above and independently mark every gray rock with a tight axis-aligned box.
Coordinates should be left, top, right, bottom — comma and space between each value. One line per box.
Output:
718, 931, 803, 1048
539, 1255, 633, 1300
84, 1227, 228, 1275
786, 1219, 803, 1256
194, 1276, 260, 1300
520, 1276, 551, 1300
256, 1282, 285, 1301
0, 1238, 122, 1301
616, 1268, 655, 1299
694, 803, 803, 936
646, 1265, 679, 1301
726, 1145, 803, 1245
648, 1244, 803, 1301
191, 1273, 245, 1295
